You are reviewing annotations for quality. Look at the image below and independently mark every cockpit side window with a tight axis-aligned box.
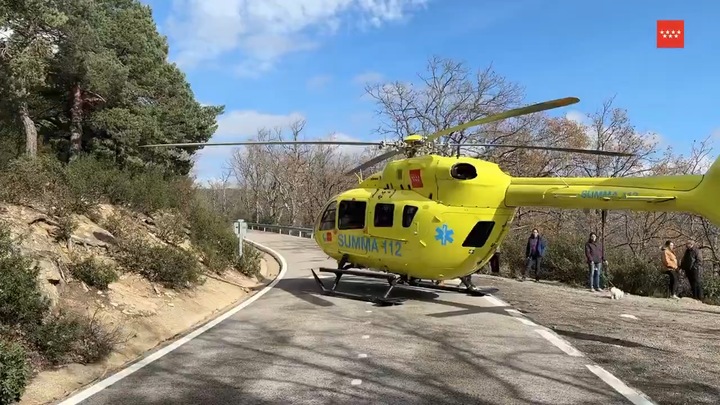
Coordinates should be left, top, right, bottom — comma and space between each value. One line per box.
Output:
318, 201, 337, 231
338, 200, 366, 230
402, 205, 418, 227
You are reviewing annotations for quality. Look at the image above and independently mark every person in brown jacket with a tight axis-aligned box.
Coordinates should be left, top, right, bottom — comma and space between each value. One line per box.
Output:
661, 240, 679, 299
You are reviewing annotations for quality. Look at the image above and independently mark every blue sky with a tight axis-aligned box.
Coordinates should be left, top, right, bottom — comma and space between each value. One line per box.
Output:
141, 0, 719, 182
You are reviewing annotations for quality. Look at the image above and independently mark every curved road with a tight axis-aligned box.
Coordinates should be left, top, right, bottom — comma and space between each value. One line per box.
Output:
62, 230, 644, 405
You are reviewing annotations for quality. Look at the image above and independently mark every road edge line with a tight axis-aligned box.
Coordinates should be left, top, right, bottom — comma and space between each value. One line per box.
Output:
586, 365, 657, 405
56, 238, 288, 405
486, 292, 657, 404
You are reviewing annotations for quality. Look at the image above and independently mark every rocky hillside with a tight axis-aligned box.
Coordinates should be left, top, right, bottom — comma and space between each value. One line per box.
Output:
0, 201, 269, 405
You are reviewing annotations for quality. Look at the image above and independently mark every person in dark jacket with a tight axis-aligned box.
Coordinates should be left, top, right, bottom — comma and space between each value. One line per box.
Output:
680, 240, 703, 300
524, 228, 546, 282
585, 232, 604, 292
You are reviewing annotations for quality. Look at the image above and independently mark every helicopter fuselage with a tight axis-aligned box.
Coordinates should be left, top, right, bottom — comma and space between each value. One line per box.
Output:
312, 151, 720, 281
313, 155, 517, 280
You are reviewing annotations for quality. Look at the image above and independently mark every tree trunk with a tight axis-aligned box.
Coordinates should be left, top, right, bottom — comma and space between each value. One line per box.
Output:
19, 101, 38, 158
69, 83, 83, 157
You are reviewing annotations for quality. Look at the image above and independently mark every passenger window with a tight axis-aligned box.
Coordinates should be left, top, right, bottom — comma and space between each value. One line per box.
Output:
318, 201, 337, 231
338, 200, 366, 230
402, 205, 418, 228
374, 203, 394, 227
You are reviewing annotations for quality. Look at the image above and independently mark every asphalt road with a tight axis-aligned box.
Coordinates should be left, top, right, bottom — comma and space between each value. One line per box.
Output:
66, 230, 639, 405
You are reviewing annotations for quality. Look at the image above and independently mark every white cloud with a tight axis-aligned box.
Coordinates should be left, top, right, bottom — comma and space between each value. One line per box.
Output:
306, 74, 333, 90
352, 71, 384, 84
565, 110, 590, 125
321, 131, 368, 156
164, 0, 430, 76
193, 109, 305, 181
712, 128, 720, 139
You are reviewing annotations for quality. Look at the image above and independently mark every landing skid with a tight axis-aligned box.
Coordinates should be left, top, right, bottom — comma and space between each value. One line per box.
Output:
408, 276, 487, 297
311, 267, 406, 306
310, 267, 487, 306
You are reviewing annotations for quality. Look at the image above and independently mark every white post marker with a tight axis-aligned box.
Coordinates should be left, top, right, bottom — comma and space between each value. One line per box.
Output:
233, 219, 248, 257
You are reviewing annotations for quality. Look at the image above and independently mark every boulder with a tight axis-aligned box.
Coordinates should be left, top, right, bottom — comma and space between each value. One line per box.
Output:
70, 214, 117, 248
34, 258, 64, 307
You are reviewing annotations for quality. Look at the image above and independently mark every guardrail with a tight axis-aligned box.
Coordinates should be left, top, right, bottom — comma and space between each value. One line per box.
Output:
247, 223, 314, 239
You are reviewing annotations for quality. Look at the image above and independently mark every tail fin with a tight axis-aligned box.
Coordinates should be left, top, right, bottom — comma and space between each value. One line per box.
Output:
687, 156, 720, 225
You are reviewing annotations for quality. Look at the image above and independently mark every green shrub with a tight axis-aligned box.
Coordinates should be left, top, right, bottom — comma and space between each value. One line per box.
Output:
0, 155, 71, 210
604, 256, 667, 296
702, 274, 720, 305
501, 230, 672, 295
500, 233, 589, 284
100, 213, 128, 239
0, 154, 195, 216
113, 237, 202, 289
54, 211, 78, 243
236, 242, 263, 278
29, 311, 85, 365
183, 199, 238, 274
0, 339, 30, 405
69, 258, 119, 290
153, 210, 186, 245
29, 310, 119, 366
0, 226, 49, 328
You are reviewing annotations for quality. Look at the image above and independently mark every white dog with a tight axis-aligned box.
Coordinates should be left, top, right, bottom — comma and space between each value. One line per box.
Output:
610, 286, 625, 300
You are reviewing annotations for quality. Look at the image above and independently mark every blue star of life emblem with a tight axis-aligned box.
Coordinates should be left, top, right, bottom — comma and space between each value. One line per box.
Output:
435, 224, 454, 246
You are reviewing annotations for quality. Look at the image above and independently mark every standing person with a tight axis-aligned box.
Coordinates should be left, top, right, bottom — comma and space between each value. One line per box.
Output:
524, 228, 546, 282
585, 232, 604, 292
661, 240, 679, 299
680, 240, 703, 300
490, 246, 501, 274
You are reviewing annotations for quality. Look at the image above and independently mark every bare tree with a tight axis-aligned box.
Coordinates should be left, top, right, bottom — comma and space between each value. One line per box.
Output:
364, 56, 524, 155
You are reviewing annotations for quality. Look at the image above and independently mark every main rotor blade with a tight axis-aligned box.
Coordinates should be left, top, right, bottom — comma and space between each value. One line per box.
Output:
140, 140, 385, 148
449, 143, 634, 157
344, 149, 403, 176
424, 97, 580, 143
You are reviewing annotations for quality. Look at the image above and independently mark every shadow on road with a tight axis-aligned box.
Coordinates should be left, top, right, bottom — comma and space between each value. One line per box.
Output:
552, 329, 667, 351
273, 275, 507, 319
82, 313, 622, 405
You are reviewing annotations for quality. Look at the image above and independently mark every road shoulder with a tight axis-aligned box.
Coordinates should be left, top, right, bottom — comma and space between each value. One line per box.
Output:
479, 274, 720, 405
20, 252, 281, 405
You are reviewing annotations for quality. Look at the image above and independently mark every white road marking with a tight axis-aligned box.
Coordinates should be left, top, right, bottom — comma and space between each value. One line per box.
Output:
351, 379, 362, 386
586, 365, 656, 405
361, 335, 370, 339
364, 321, 372, 324
515, 317, 537, 327
535, 329, 584, 357
480, 277, 655, 404
484, 295, 507, 307
57, 239, 288, 405
358, 353, 368, 358
365, 310, 372, 313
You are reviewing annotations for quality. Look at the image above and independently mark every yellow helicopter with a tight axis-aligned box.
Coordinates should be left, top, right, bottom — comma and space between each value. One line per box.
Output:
142, 97, 720, 305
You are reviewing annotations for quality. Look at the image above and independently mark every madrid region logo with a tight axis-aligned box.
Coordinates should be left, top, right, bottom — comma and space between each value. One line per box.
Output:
435, 224, 454, 246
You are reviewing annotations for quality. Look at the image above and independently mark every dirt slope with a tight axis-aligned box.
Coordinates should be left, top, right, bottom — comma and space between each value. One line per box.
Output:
0, 202, 280, 405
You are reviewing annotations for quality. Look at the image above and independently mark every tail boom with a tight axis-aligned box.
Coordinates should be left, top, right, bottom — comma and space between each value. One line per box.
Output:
504, 161, 720, 227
